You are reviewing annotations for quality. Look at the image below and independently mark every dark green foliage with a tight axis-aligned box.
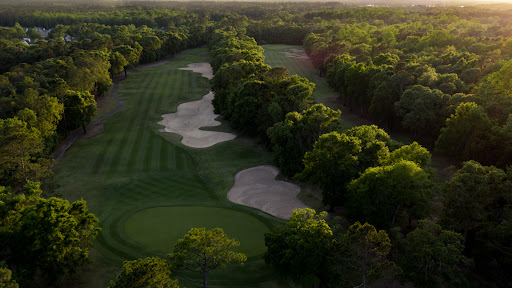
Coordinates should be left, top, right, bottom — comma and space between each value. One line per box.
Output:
297, 131, 361, 207
401, 220, 469, 287
385, 141, 431, 168
209, 29, 315, 142
440, 161, 512, 281
211, 60, 270, 114
344, 125, 391, 171
267, 104, 342, 177
298, 126, 392, 208
0, 182, 99, 284
0, 117, 52, 186
333, 222, 394, 288
394, 85, 449, 140
264, 209, 333, 287
168, 228, 246, 288
435, 102, 493, 161
0, 268, 18, 288
346, 160, 432, 228
62, 90, 97, 133
109, 257, 179, 288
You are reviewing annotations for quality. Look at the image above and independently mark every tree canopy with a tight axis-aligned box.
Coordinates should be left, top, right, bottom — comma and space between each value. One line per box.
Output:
264, 208, 333, 287
109, 257, 179, 288
168, 228, 246, 288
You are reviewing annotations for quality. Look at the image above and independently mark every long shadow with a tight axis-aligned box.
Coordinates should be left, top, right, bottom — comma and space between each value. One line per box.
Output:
53, 82, 126, 162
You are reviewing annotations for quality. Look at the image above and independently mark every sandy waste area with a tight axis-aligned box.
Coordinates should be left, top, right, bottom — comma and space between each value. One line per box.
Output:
158, 63, 236, 148
280, 48, 309, 59
227, 165, 309, 219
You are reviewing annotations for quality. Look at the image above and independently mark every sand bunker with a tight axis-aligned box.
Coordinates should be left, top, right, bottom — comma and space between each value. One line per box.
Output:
227, 165, 309, 219
280, 48, 309, 59
158, 91, 236, 148
178, 62, 214, 80
158, 63, 236, 148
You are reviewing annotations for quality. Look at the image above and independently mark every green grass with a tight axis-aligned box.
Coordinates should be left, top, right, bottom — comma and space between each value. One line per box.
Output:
54, 48, 282, 288
125, 206, 270, 257
262, 44, 339, 109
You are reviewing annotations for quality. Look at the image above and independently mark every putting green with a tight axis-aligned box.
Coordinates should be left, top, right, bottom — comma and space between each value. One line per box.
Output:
124, 206, 270, 257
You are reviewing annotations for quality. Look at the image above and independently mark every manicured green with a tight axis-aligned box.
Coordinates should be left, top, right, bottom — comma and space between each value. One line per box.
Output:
54, 48, 279, 288
125, 206, 269, 257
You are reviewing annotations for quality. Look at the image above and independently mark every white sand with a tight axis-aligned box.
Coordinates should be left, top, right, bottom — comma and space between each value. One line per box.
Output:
227, 165, 309, 219
158, 92, 236, 148
178, 62, 214, 80
158, 63, 236, 148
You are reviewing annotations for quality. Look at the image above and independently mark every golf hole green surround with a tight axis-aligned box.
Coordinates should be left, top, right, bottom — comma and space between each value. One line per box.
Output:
124, 206, 271, 257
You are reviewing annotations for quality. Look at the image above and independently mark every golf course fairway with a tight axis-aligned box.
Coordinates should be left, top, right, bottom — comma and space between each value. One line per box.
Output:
54, 48, 283, 287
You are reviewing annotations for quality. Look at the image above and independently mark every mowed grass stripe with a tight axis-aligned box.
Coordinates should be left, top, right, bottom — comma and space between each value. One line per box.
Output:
106, 73, 156, 173
141, 67, 175, 172
148, 69, 174, 171
116, 70, 158, 170
160, 69, 187, 171
124, 74, 160, 174
95, 71, 157, 175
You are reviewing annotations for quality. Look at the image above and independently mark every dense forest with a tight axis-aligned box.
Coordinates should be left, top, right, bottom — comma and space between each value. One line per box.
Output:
0, 1, 511, 288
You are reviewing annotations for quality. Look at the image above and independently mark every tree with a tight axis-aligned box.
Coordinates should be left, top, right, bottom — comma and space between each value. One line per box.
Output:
346, 160, 432, 228
264, 209, 333, 287
0, 182, 99, 284
385, 141, 431, 168
344, 125, 391, 171
113, 44, 142, 76
440, 160, 506, 244
15, 88, 63, 140
109, 51, 128, 78
334, 222, 392, 288
395, 85, 449, 141
62, 90, 97, 134
0, 117, 52, 185
109, 257, 179, 288
0, 268, 18, 288
297, 131, 361, 207
168, 228, 246, 288
402, 220, 469, 287
211, 60, 270, 115
435, 102, 493, 162
267, 104, 342, 177
475, 59, 512, 124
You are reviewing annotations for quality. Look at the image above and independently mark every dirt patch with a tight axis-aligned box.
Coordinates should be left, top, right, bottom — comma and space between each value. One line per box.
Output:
227, 165, 309, 219
280, 48, 309, 59
178, 62, 214, 80
158, 92, 236, 148
81, 123, 104, 139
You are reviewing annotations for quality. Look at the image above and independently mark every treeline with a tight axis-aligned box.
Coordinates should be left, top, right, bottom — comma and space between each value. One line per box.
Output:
209, 27, 316, 143
0, 11, 205, 188
0, 8, 207, 287
0, 3, 511, 287
209, 20, 511, 287
303, 7, 512, 167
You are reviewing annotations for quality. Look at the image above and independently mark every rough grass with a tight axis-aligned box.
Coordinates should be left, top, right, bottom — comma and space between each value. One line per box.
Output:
54, 48, 283, 288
